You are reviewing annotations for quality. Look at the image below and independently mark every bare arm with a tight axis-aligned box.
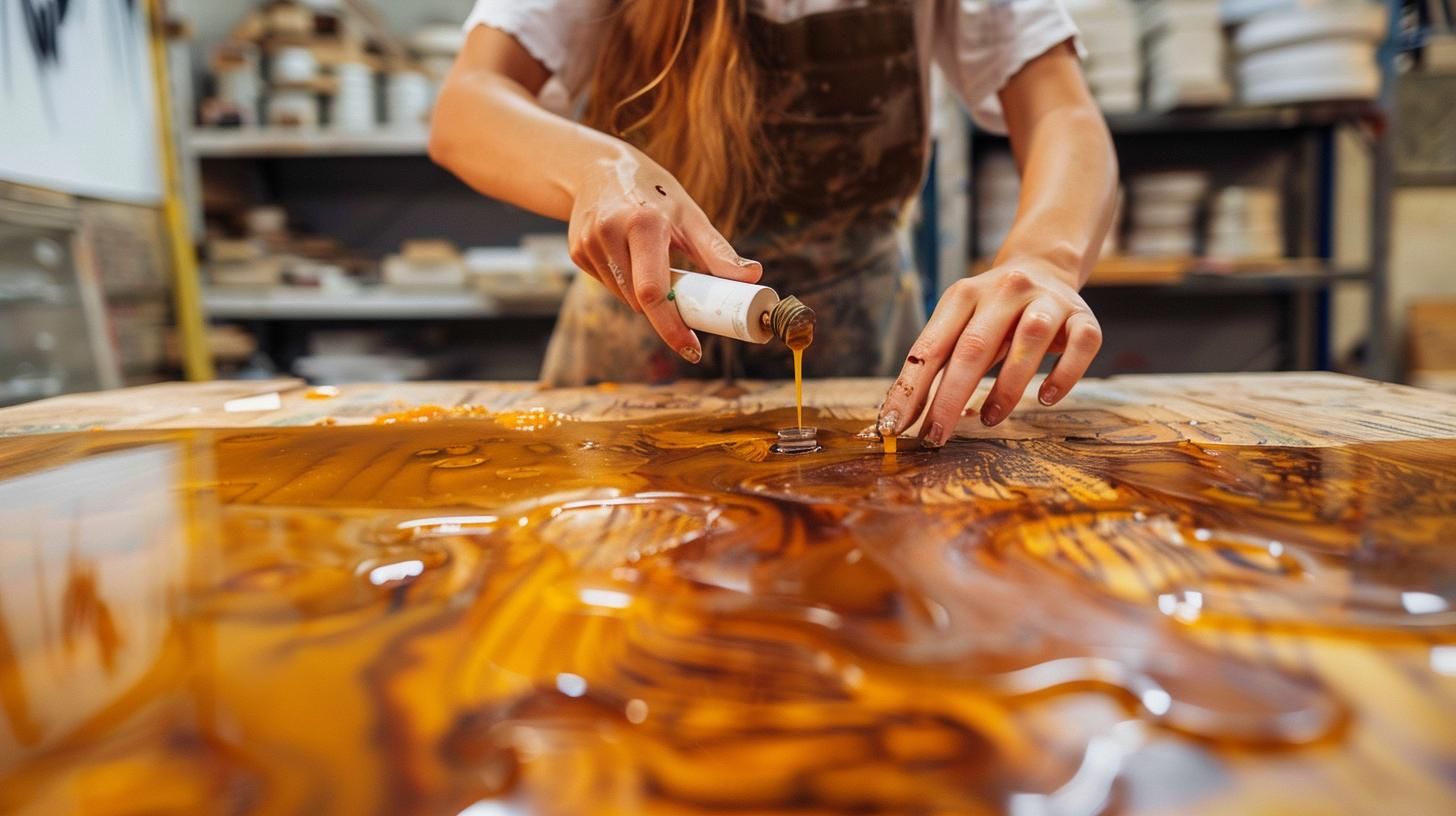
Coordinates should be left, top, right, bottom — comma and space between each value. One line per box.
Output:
879, 43, 1117, 443
429, 26, 762, 364
996, 41, 1120, 287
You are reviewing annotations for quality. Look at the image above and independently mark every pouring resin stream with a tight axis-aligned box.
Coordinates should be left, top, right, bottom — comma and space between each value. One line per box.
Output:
667, 270, 817, 433
1, 408, 1454, 815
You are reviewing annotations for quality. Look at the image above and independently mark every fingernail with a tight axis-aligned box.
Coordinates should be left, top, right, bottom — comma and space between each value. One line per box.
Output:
878, 409, 900, 437
922, 422, 946, 449
1039, 385, 1059, 406
981, 402, 1003, 426
680, 346, 701, 364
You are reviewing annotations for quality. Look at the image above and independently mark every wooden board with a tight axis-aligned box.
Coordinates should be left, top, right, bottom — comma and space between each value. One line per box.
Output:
3, 372, 1455, 447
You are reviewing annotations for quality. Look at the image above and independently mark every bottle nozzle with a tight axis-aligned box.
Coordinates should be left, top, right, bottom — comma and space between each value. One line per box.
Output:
768, 296, 815, 350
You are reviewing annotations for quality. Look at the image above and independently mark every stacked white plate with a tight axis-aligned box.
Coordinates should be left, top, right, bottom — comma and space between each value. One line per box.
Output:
331, 61, 377, 131
1140, 0, 1233, 110
1232, 1, 1387, 104
1126, 171, 1208, 257
270, 46, 318, 85
267, 89, 320, 128
214, 45, 262, 125
1206, 186, 1283, 259
1067, 0, 1143, 112
975, 152, 1021, 258
1221, 0, 1295, 23
386, 70, 432, 129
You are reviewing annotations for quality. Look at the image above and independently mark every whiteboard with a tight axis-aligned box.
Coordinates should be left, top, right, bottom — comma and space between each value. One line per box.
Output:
0, 0, 162, 203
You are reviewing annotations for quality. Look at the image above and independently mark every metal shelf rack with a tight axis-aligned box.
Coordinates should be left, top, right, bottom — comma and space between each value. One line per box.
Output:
966, 98, 1394, 378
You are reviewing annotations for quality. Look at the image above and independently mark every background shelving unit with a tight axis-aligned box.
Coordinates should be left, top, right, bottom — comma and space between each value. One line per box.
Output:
184, 123, 565, 380
963, 99, 1393, 378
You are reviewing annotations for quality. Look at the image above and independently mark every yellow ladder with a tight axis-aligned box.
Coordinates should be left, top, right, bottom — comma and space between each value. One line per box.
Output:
147, 0, 214, 381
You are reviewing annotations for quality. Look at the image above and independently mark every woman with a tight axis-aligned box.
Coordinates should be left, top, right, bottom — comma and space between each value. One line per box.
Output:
431, 0, 1116, 446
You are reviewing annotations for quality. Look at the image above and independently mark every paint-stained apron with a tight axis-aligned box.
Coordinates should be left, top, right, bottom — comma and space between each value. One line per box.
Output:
541, 0, 928, 386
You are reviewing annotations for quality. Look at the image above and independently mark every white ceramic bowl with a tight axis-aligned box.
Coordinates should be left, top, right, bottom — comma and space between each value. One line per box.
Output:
1234, 3, 1388, 55
271, 46, 318, 84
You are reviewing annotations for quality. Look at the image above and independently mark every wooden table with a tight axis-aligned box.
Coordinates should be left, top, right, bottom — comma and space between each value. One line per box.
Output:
2, 372, 1455, 446
1, 373, 1454, 815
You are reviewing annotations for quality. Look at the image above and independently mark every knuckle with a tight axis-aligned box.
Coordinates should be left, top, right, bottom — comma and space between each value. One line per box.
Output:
948, 278, 979, 303
1020, 311, 1056, 340
1072, 323, 1103, 353
998, 269, 1033, 295
953, 332, 993, 363
595, 216, 625, 242
625, 208, 665, 236
636, 279, 668, 306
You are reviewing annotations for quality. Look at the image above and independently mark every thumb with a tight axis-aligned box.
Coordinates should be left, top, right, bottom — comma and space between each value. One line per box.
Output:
681, 209, 763, 283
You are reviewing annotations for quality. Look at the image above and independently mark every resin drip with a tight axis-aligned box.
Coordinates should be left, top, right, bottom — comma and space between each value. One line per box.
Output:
1, 416, 1453, 815
793, 347, 805, 428
772, 297, 815, 431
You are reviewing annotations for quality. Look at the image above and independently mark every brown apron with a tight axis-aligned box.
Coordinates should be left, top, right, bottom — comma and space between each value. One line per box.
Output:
541, 0, 928, 386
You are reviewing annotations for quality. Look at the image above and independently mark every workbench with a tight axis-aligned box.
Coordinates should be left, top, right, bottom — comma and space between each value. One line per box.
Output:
0, 372, 1453, 815
1, 371, 1454, 444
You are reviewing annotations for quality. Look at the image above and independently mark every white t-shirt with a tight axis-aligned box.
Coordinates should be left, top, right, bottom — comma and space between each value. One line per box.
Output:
462, 0, 1081, 133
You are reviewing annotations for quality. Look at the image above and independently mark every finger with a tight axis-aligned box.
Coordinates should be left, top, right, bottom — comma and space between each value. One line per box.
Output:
879, 279, 982, 436
574, 247, 626, 307
594, 230, 641, 312
1039, 311, 1103, 406
980, 297, 1066, 426
568, 240, 611, 293
920, 305, 1021, 447
571, 218, 633, 309
679, 207, 762, 283
628, 215, 702, 364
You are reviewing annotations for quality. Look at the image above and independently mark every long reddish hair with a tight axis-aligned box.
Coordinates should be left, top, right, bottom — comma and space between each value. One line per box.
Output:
584, 0, 769, 239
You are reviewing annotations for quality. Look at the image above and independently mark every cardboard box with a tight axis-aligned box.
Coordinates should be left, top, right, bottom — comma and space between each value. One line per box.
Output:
1408, 299, 1456, 372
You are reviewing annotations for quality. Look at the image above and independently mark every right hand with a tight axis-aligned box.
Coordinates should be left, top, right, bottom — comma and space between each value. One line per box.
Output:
567, 147, 763, 364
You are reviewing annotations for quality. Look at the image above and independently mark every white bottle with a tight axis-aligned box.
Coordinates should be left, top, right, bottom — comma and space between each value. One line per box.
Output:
668, 269, 781, 344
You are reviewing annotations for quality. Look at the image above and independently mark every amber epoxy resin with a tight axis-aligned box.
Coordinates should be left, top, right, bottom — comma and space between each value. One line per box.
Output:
1, 412, 1454, 815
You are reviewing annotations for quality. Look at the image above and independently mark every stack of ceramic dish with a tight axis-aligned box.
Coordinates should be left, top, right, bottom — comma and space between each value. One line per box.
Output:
212, 45, 262, 125
1231, 1, 1388, 104
331, 61, 376, 131
1221, 0, 1294, 22
1206, 186, 1283, 260
1126, 170, 1209, 257
1140, 0, 1232, 110
975, 152, 1020, 258
385, 69, 432, 128
1066, 0, 1142, 112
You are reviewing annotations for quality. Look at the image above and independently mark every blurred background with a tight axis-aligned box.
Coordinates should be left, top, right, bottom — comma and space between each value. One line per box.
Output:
1, 0, 1453, 405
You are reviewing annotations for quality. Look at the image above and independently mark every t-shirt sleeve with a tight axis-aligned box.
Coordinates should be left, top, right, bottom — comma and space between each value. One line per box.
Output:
932, 0, 1084, 133
462, 0, 605, 84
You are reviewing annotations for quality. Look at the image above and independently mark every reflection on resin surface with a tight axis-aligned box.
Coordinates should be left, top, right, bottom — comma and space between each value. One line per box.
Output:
0, 410, 1453, 814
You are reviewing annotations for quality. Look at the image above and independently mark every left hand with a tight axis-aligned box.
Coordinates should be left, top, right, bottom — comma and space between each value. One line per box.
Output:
878, 258, 1103, 447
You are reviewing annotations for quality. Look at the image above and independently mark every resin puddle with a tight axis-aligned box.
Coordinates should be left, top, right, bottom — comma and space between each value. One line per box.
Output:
0, 410, 1453, 814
